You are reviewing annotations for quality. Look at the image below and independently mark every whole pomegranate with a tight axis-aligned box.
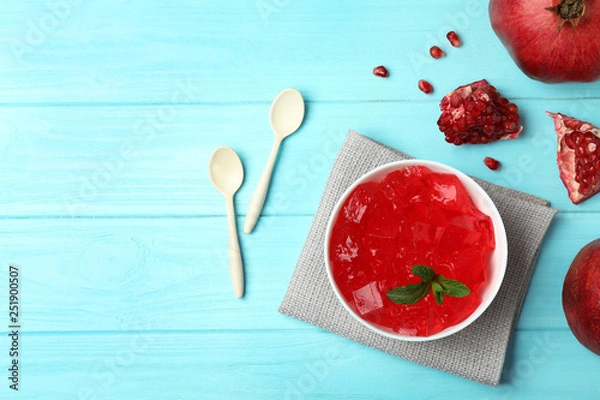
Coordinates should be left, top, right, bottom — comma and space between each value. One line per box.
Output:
490, 0, 600, 83
563, 239, 600, 355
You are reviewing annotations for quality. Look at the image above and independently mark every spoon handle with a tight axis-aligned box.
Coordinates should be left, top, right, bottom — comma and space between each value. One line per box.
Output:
244, 139, 281, 234
226, 196, 244, 298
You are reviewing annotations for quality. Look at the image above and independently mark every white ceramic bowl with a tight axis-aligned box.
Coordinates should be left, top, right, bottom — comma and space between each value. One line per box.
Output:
324, 160, 508, 341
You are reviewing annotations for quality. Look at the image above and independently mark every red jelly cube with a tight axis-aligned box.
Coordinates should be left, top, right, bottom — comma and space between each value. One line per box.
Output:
352, 281, 385, 315
341, 182, 378, 224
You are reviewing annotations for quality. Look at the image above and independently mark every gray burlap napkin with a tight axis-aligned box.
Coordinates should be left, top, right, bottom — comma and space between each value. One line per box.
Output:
279, 130, 557, 386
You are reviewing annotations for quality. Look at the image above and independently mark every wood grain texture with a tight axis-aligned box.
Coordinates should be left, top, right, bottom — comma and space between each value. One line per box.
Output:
15, 330, 600, 399
2, 0, 600, 104
0, 212, 593, 333
1, 100, 600, 217
1, 0, 599, 398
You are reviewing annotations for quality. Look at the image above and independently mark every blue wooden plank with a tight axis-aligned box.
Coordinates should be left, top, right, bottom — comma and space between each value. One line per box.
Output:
15, 329, 600, 399
1, 1, 600, 104
0, 212, 592, 333
0, 100, 598, 217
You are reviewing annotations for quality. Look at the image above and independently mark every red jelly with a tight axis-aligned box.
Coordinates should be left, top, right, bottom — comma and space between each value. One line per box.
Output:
329, 166, 495, 337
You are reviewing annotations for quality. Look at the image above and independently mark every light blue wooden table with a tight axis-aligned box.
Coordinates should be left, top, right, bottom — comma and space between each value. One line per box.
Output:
1, 1, 599, 398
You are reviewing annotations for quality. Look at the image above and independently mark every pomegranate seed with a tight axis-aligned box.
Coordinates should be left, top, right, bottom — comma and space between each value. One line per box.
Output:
373, 65, 389, 78
429, 46, 445, 59
564, 136, 575, 149
484, 157, 501, 170
446, 31, 462, 47
418, 79, 433, 94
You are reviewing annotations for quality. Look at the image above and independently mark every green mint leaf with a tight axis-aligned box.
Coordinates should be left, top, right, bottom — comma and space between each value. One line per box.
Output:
386, 283, 430, 305
412, 265, 435, 283
436, 275, 471, 298
386, 266, 472, 307
431, 281, 445, 305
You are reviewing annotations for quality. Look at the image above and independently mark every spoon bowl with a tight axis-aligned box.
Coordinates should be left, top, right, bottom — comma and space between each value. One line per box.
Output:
270, 88, 306, 140
209, 146, 244, 196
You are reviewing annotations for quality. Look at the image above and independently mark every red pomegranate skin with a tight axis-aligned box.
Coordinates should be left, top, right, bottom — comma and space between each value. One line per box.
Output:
563, 238, 600, 355
490, 0, 600, 83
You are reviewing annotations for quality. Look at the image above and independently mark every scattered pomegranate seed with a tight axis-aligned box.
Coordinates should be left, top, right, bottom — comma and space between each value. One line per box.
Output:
429, 46, 446, 59
373, 65, 389, 78
446, 31, 462, 47
418, 79, 434, 94
484, 157, 501, 170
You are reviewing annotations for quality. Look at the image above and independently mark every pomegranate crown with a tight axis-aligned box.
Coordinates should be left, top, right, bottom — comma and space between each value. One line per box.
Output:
546, 0, 587, 31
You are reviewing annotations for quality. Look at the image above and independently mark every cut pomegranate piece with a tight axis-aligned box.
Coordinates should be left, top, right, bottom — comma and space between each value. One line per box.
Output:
547, 112, 600, 205
437, 79, 523, 145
